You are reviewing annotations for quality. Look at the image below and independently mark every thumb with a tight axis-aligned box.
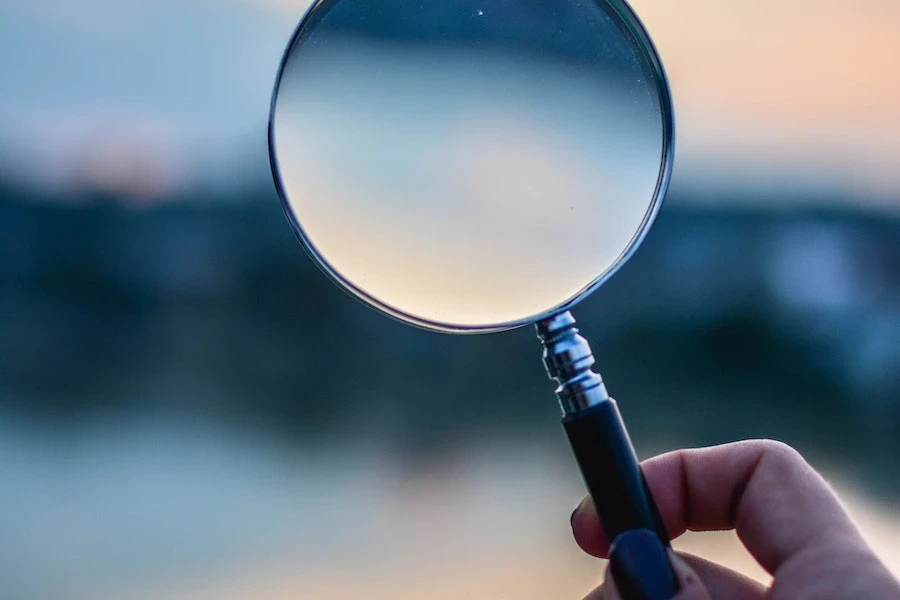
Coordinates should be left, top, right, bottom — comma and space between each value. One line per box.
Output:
594, 529, 710, 600
665, 552, 712, 600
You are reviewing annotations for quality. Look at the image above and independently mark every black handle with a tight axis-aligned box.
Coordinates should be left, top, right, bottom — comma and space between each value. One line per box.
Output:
563, 399, 669, 546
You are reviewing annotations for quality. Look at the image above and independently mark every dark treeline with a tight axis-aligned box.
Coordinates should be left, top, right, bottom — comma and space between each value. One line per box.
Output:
1, 182, 898, 494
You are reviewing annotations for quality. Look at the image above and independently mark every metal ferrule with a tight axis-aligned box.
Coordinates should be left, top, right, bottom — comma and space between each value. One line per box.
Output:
535, 311, 610, 416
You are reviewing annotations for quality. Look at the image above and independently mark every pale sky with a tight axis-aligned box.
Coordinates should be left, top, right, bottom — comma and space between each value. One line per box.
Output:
1, 0, 898, 209
630, 0, 900, 207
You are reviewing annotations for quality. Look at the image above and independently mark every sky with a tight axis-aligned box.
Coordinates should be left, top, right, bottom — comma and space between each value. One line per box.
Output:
0, 0, 898, 209
632, 0, 900, 208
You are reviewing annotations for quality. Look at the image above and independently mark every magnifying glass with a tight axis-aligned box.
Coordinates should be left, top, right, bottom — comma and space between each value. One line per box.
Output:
269, 0, 675, 585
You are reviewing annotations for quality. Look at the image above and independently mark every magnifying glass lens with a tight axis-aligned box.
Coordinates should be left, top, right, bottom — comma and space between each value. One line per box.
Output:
270, 0, 672, 332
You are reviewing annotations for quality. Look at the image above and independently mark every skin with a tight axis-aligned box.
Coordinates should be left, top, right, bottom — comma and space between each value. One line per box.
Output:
570, 440, 900, 599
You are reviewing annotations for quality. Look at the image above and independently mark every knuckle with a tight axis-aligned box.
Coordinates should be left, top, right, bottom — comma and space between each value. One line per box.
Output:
755, 438, 807, 468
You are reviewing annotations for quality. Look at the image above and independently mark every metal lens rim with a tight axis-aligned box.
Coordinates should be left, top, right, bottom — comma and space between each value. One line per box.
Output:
267, 0, 675, 334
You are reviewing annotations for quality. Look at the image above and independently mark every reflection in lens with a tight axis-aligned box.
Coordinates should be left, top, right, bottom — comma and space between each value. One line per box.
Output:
271, 0, 669, 330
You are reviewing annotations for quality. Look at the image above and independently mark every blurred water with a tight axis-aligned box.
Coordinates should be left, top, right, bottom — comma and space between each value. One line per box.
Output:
0, 416, 586, 599
1, 413, 898, 600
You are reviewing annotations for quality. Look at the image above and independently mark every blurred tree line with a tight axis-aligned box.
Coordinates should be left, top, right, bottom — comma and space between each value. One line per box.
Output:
0, 182, 897, 495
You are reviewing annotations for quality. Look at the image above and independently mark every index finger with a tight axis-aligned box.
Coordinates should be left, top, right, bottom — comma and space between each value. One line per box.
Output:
571, 439, 860, 574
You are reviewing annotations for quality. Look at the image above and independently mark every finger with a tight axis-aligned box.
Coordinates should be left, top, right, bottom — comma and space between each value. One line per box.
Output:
677, 552, 766, 600
571, 495, 604, 558
667, 551, 713, 600
571, 439, 860, 574
583, 546, 712, 600
581, 551, 766, 600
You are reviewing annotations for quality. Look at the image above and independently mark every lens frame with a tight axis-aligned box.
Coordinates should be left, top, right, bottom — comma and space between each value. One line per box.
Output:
268, 0, 675, 334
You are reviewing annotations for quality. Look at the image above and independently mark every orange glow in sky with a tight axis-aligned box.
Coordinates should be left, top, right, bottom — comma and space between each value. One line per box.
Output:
262, 0, 900, 206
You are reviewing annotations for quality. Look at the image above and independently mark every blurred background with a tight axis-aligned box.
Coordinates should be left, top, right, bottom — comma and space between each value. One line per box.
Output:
0, 0, 898, 598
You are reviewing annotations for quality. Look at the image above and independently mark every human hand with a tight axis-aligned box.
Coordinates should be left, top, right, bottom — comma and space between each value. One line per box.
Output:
570, 440, 900, 599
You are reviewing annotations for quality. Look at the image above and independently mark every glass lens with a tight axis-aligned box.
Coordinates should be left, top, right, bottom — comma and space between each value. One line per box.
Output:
270, 0, 672, 332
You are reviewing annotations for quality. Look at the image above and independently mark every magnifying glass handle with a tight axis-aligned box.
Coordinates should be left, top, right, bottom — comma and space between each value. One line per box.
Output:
563, 398, 668, 543
536, 312, 669, 547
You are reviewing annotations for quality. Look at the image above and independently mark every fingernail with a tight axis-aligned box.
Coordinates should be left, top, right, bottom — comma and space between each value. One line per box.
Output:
570, 497, 586, 531
609, 529, 678, 600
